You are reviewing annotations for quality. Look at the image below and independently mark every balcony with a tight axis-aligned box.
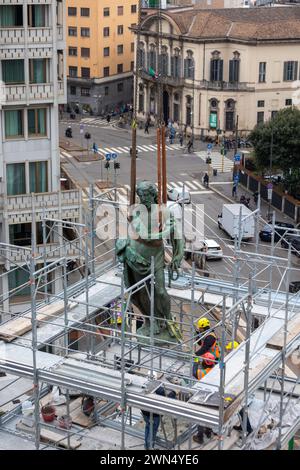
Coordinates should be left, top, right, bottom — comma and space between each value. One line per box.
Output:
5, 190, 81, 215
198, 80, 255, 92
140, 70, 184, 87
0, 27, 53, 46
0, 1, 52, 3
0, 240, 81, 265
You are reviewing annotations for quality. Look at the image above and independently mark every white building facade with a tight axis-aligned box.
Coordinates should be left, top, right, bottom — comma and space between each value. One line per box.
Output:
0, 0, 81, 318
135, 6, 300, 137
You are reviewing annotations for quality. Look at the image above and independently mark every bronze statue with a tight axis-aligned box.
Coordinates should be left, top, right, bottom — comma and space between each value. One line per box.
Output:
116, 181, 184, 343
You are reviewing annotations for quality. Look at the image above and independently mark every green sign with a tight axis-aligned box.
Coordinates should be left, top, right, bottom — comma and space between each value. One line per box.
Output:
209, 113, 217, 128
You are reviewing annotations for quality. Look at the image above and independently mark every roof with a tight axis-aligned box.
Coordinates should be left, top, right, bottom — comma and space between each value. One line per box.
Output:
142, 6, 300, 41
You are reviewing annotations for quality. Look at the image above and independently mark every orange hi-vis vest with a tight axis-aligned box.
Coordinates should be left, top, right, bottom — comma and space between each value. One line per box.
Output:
196, 365, 213, 380
198, 332, 220, 360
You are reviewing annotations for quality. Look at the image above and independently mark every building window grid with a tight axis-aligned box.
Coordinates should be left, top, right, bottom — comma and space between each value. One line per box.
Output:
104, 8, 110, 17
117, 44, 124, 55
81, 48, 90, 58
103, 67, 110, 77
131, 5, 137, 13
117, 25, 124, 35
103, 27, 110, 37
68, 27, 77, 37
68, 47, 77, 57
81, 27, 90, 37
118, 6, 124, 15
258, 62, 266, 83
104, 47, 110, 57
68, 7, 77, 16
80, 8, 90, 17
283, 61, 298, 81
257, 100, 265, 108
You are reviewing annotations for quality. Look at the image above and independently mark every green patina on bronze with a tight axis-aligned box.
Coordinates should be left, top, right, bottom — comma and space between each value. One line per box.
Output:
116, 181, 184, 344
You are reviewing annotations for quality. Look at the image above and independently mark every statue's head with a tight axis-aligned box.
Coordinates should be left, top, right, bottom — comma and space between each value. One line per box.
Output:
136, 181, 158, 209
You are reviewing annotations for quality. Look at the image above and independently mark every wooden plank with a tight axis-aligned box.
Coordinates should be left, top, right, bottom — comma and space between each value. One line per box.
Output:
16, 421, 81, 449
266, 316, 300, 350
0, 301, 76, 342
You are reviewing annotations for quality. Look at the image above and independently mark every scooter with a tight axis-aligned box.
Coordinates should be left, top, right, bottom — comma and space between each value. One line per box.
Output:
65, 127, 72, 138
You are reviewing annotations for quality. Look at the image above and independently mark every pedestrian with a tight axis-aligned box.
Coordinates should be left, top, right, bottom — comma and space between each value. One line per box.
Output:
144, 121, 149, 134
187, 136, 193, 153
232, 184, 237, 199
106, 114, 111, 123
179, 133, 183, 146
141, 386, 165, 450
203, 173, 209, 188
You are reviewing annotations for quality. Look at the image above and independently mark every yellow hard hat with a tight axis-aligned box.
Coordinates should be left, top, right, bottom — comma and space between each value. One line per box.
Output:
226, 341, 239, 351
193, 356, 200, 363
197, 317, 210, 329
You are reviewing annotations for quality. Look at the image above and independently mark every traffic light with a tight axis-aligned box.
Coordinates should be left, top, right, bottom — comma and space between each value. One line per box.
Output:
105, 162, 110, 169
206, 157, 212, 164
114, 162, 120, 170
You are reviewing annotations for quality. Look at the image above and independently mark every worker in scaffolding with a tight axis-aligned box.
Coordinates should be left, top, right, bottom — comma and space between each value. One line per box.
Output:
194, 317, 220, 363
192, 352, 217, 445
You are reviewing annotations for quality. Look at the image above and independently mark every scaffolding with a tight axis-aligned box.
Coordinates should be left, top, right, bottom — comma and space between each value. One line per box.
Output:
0, 182, 299, 451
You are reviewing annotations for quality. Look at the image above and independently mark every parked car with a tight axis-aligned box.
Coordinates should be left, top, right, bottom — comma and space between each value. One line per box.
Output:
200, 239, 223, 260
171, 188, 191, 204
289, 281, 300, 293
259, 221, 294, 242
280, 234, 300, 249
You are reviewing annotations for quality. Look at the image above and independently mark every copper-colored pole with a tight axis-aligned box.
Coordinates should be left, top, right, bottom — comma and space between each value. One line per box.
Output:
161, 125, 167, 204
130, 127, 137, 206
157, 127, 162, 207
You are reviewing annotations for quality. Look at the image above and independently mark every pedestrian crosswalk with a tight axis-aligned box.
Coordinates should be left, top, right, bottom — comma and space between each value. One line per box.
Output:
194, 151, 233, 173
96, 143, 182, 157
117, 179, 212, 198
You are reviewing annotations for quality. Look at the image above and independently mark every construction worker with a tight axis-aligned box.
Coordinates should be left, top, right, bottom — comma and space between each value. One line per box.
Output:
193, 352, 215, 380
195, 317, 220, 362
192, 352, 216, 445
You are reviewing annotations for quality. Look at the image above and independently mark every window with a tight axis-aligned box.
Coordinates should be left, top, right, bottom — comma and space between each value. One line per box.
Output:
103, 27, 110, 37
5, 110, 23, 139
118, 25, 124, 35
103, 67, 110, 77
258, 62, 266, 83
104, 7, 110, 16
229, 59, 240, 83
6, 162, 25, 195
70, 86, 76, 95
117, 83, 124, 92
118, 6, 124, 15
81, 27, 90, 37
225, 99, 235, 131
271, 110, 278, 119
69, 66, 78, 78
81, 48, 90, 58
81, 67, 90, 79
138, 84, 144, 112
285, 98, 292, 106
184, 52, 194, 79
105, 86, 109, 96
69, 47, 77, 56
0, 5, 23, 27
2, 60, 24, 84
210, 57, 223, 81
131, 42, 134, 52
149, 45, 156, 70
80, 8, 90, 17
9, 223, 31, 246
29, 161, 48, 193
283, 61, 298, 81
131, 4, 137, 13
68, 7, 77, 16
171, 50, 181, 78
68, 27, 77, 37
104, 47, 110, 57
117, 64, 123, 74
160, 47, 169, 76
28, 5, 45, 27
257, 100, 265, 108
117, 44, 123, 55
29, 58, 47, 83
81, 87, 90, 96
186, 96, 192, 126
8, 266, 30, 297
257, 111, 264, 125
28, 108, 46, 136
131, 61, 134, 71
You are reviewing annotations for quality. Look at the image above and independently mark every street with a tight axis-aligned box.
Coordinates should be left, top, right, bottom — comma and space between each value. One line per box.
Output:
59, 116, 300, 292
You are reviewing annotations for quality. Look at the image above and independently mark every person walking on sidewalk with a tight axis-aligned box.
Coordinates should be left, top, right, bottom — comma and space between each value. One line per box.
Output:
232, 184, 237, 199
179, 133, 183, 147
203, 173, 209, 188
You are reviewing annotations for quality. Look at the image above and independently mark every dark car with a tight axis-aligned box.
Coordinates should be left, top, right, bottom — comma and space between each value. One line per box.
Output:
281, 234, 300, 249
259, 221, 294, 242
289, 281, 300, 293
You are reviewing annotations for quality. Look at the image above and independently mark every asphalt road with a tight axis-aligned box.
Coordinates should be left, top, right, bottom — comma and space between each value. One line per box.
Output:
60, 116, 300, 292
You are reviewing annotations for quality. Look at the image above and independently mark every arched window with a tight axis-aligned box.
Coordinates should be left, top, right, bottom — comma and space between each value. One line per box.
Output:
150, 87, 155, 114
138, 42, 145, 70
210, 50, 223, 82
229, 51, 240, 83
171, 48, 181, 78
225, 99, 235, 131
160, 45, 169, 77
184, 51, 194, 79
186, 95, 192, 126
138, 83, 144, 113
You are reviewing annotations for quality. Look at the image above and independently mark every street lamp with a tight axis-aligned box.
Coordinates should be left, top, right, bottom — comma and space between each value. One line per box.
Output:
188, 64, 195, 142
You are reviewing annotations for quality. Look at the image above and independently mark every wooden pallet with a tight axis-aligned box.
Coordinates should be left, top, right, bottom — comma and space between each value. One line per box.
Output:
16, 420, 81, 449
